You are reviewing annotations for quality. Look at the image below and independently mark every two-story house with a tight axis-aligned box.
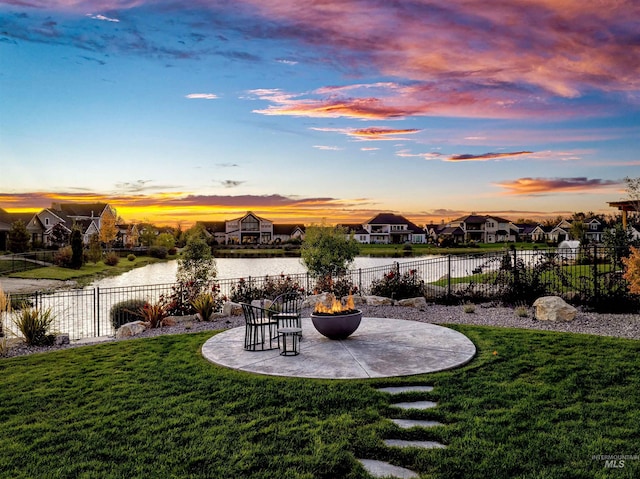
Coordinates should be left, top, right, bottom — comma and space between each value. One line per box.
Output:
361, 213, 425, 244
225, 212, 274, 244
447, 214, 518, 243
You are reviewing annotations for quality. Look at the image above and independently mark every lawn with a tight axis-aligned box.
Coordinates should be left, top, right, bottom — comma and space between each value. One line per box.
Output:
359, 242, 540, 257
7, 255, 173, 285
0, 326, 638, 478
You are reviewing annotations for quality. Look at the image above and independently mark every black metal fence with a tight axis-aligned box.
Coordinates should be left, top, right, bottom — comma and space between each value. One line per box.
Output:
2, 245, 637, 341
0, 251, 56, 275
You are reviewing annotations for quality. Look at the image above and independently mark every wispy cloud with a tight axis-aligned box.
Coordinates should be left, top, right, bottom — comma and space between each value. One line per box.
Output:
220, 180, 244, 188
185, 93, 218, 100
86, 13, 119, 23
312, 126, 421, 141
313, 145, 342, 151
447, 151, 533, 162
495, 177, 621, 195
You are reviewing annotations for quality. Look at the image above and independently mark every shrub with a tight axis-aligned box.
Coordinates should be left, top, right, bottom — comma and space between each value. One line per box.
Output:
138, 301, 169, 328
104, 251, 120, 266
263, 274, 304, 299
127, 254, 136, 261
12, 307, 55, 346
312, 275, 357, 298
370, 268, 424, 300
463, 302, 476, 313
162, 282, 224, 316
53, 246, 73, 267
230, 278, 264, 303
110, 299, 147, 330
191, 293, 217, 321
623, 246, 640, 294
515, 305, 529, 318
149, 245, 168, 259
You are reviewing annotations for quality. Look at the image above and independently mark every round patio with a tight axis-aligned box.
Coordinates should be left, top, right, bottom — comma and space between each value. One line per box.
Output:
201, 317, 476, 379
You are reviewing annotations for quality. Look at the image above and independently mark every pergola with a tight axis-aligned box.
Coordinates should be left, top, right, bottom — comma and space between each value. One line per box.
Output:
608, 200, 639, 228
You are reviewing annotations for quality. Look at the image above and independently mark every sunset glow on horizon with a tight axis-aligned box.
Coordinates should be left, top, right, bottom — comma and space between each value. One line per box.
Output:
1, 1, 638, 227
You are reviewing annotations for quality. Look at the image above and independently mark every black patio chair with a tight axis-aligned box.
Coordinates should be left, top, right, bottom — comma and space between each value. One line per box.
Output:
269, 292, 303, 338
241, 303, 279, 351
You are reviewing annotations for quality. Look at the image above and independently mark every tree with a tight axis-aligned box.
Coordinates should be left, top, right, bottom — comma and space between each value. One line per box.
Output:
87, 234, 103, 264
301, 225, 360, 279
70, 227, 84, 269
176, 233, 217, 290
624, 176, 640, 223
50, 223, 70, 248
99, 214, 118, 250
138, 223, 158, 247
155, 232, 176, 249
8, 220, 30, 253
569, 221, 587, 243
603, 223, 638, 269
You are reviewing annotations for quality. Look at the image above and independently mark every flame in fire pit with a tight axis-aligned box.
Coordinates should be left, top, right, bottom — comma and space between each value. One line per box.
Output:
314, 294, 355, 314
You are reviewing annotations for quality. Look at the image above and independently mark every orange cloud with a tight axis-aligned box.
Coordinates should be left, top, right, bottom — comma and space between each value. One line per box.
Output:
495, 177, 621, 195
447, 151, 533, 161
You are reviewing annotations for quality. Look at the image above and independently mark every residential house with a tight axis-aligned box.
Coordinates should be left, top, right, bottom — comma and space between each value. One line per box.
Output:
434, 225, 465, 245
362, 213, 426, 244
514, 223, 538, 242
199, 221, 227, 244
36, 202, 118, 246
447, 214, 518, 243
273, 224, 306, 243
115, 224, 140, 248
225, 212, 274, 244
584, 218, 605, 243
548, 219, 572, 243
338, 223, 370, 244
0, 208, 43, 250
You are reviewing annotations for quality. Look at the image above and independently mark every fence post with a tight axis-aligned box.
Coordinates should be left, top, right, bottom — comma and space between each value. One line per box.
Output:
592, 243, 599, 302
95, 287, 100, 337
447, 255, 452, 299
511, 245, 518, 291
358, 268, 362, 295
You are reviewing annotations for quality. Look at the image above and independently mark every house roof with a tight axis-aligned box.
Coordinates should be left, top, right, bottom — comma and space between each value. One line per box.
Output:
198, 221, 226, 233
55, 203, 109, 218
438, 226, 465, 236
337, 223, 368, 235
273, 224, 306, 235
366, 213, 412, 226
452, 214, 487, 224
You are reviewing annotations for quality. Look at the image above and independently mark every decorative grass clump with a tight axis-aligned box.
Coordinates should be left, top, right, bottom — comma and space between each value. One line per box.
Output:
0, 327, 638, 478
12, 307, 55, 346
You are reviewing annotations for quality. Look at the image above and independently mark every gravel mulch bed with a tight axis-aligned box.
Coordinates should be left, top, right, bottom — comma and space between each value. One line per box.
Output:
2, 303, 638, 359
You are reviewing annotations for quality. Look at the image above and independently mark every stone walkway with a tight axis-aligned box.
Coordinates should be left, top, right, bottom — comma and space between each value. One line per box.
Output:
357, 385, 446, 478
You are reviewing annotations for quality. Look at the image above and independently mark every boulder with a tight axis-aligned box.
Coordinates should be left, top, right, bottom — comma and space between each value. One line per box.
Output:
533, 296, 577, 321
251, 299, 273, 309
54, 333, 70, 346
345, 294, 366, 306
363, 295, 395, 306
302, 292, 334, 309
397, 297, 428, 310
223, 301, 244, 317
115, 321, 147, 339
423, 284, 447, 298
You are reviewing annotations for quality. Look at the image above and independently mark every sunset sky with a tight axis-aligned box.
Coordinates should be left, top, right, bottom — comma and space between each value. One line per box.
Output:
1, 1, 639, 227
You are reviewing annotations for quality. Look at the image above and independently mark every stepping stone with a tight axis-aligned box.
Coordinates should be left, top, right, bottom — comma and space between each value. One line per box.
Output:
384, 439, 447, 449
391, 418, 443, 429
377, 386, 434, 394
390, 400, 437, 410
357, 459, 419, 479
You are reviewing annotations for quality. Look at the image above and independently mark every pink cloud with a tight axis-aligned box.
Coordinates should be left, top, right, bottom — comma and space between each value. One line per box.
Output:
494, 177, 621, 195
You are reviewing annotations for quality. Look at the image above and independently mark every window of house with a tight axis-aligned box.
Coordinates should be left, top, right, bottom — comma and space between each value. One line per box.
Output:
45, 218, 49, 226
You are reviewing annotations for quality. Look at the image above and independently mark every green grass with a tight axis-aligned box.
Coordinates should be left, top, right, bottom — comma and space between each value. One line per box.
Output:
7, 255, 172, 285
0, 326, 638, 478
359, 243, 540, 257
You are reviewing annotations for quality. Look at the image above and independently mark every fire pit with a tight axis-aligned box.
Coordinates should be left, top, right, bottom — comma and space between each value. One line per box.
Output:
310, 294, 362, 340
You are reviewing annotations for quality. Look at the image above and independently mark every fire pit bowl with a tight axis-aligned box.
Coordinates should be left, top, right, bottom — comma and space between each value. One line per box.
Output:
310, 310, 362, 340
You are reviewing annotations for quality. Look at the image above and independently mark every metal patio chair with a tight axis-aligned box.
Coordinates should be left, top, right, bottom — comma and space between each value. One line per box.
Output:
269, 292, 303, 339
241, 303, 280, 351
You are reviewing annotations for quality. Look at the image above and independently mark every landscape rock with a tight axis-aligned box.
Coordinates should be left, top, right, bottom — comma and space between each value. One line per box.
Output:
302, 292, 334, 309
250, 299, 273, 309
54, 333, 70, 346
115, 321, 147, 339
397, 297, 428, 310
533, 296, 577, 321
364, 295, 395, 306
222, 301, 243, 317
423, 284, 447, 298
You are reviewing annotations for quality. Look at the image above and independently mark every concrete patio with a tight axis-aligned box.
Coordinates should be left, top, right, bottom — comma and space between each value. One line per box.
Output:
201, 317, 476, 379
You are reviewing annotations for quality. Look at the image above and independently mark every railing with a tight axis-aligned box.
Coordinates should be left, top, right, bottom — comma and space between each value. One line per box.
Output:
2, 245, 636, 341
0, 251, 56, 275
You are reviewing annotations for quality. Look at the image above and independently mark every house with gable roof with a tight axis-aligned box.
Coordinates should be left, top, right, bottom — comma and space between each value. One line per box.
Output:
224, 212, 274, 244
361, 213, 426, 244
273, 224, 306, 243
338, 223, 370, 244
0, 208, 44, 250
445, 214, 518, 243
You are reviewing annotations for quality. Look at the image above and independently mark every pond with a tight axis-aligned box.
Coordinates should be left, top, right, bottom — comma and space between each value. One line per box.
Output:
89, 256, 434, 288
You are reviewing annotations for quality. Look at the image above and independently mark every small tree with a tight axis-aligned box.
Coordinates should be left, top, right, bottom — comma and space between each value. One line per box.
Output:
603, 223, 637, 269
622, 246, 640, 294
70, 227, 84, 269
569, 221, 587, 243
87, 233, 103, 264
99, 214, 118, 251
8, 220, 30, 253
50, 223, 70, 248
301, 225, 359, 285
155, 232, 176, 250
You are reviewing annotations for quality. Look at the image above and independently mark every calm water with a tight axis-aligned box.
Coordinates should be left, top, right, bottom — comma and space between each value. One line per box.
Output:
90, 256, 435, 288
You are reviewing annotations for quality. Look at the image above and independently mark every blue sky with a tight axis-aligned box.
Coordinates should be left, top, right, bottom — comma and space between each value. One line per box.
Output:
1, 1, 639, 226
